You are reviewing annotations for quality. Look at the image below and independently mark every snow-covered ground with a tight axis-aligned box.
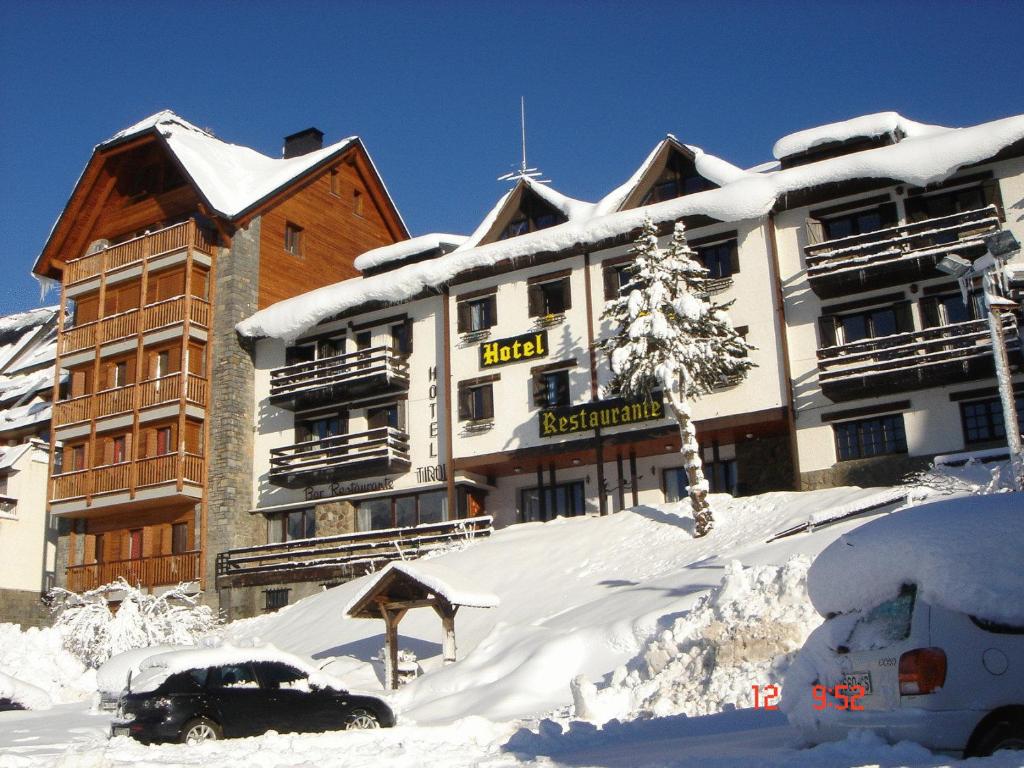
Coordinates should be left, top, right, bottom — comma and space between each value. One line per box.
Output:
1, 472, 1020, 767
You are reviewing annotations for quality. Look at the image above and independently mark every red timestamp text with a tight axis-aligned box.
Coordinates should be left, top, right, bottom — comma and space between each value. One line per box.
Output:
751, 684, 780, 710
812, 684, 866, 711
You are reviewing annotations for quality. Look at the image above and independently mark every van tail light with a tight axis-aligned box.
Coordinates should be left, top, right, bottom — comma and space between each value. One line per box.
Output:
899, 647, 947, 695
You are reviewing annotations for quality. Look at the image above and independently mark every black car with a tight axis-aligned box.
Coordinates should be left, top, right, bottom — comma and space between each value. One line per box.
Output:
111, 660, 395, 743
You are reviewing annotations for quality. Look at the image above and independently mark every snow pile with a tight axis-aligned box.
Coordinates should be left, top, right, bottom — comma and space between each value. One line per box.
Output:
772, 112, 944, 160
238, 112, 1024, 342
52, 579, 219, 668
569, 557, 819, 724
807, 492, 1023, 625
0, 623, 95, 706
354, 234, 467, 272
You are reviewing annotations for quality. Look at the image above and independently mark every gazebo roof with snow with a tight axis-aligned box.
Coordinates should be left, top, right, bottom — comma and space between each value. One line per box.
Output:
345, 560, 498, 619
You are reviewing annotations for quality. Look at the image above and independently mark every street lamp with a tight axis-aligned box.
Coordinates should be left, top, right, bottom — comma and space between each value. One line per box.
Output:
937, 233, 1022, 490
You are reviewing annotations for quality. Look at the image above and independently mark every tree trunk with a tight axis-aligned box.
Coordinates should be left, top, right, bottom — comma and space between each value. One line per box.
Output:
665, 385, 713, 537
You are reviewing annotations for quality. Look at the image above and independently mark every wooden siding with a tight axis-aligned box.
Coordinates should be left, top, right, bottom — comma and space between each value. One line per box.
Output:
257, 158, 399, 309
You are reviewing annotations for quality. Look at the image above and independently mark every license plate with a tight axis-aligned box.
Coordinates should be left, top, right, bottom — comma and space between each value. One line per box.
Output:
111, 726, 130, 738
842, 671, 872, 695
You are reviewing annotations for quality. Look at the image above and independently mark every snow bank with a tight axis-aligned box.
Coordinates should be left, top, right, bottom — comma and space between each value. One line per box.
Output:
0, 670, 52, 710
569, 557, 819, 724
354, 234, 466, 272
239, 112, 1024, 342
807, 492, 1024, 625
772, 112, 945, 160
0, 623, 95, 704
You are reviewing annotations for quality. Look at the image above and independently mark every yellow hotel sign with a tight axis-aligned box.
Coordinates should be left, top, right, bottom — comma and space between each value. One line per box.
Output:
539, 395, 664, 437
479, 330, 548, 368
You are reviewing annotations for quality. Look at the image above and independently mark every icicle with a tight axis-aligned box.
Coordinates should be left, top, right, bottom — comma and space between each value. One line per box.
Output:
34, 274, 59, 302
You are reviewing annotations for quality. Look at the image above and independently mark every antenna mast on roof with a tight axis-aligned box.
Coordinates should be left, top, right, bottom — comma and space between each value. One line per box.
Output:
498, 97, 549, 184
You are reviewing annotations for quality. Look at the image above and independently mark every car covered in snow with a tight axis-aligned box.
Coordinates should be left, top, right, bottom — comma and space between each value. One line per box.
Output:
96, 644, 192, 711
783, 493, 1024, 758
110, 645, 395, 743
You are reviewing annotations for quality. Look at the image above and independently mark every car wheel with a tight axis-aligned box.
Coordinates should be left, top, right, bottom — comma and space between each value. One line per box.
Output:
344, 708, 380, 730
970, 713, 1024, 756
181, 717, 223, 744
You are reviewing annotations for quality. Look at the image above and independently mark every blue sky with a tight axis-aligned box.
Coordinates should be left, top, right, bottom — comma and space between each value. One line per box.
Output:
1, 0, 1022, 316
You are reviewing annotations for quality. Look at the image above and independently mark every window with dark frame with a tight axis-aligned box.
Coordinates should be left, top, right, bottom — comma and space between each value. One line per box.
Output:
603, 262, 633, 299
171, 522, 189, 554
695, 240, 739, 280
458, 380, 494, 421
818, 302, 913, 348
528, 277, 571, 317
367, 403, 403, 431
457, 294, 497, 333
264, 588, 290, 613
156, 426, 173, 455
833, 414, 908, 461
532, 368, 570, 408
284, 223, 304, 256
390, 320, 413, 355
920, 293, 982, 328
960, 395, 1024, 445
354, 490, 448, 531
519, 481, 585, 522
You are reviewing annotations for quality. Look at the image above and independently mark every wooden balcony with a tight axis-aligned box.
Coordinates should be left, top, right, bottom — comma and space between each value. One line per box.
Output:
64, 220, 215, 286
217, 518, 492, 587
144, 296, 210, 331
60, 296, 211, 356
269, 346, 409, 410
805, 206, 1001, 298
817, 316, 1021, 402
49, 451, 205, 503
66, 550, 201, 592
53, 373, 209, 427
268, 427, 411, 488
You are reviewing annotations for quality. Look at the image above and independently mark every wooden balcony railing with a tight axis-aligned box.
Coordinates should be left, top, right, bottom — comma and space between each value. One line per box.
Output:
53, 394, 92, 425
217, 518, 492, 586
186, 374, 208, 404
66, 550, 201, 592
817, 315, 1021, 401
54, 372, 209, 428
59, 322, 97, 355
269, 427, 411, 488
50, 451, 205, 502
139, 374, 180, 407
94, 385, 135, 418
64, 220, 215, 285
100, 309, 139, 344
269, 345, 410, 410
804, 206, 1001, 298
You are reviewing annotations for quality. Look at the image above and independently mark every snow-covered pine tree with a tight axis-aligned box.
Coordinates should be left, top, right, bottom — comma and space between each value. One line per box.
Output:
599, 217, 754, 537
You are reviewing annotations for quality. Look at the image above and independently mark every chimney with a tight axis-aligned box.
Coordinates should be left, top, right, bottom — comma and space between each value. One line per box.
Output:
282, 127, 325, 158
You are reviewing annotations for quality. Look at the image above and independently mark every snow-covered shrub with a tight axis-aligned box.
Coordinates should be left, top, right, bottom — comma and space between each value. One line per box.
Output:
49, 579, 219, 668
0, 623, 95, 705
571, 557, 819, 723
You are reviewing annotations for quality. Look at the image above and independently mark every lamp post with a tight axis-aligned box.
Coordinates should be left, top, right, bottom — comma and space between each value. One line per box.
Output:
937, 232, 1022, 491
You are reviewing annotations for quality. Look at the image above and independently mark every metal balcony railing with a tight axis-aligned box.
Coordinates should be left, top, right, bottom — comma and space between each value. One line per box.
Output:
268, 426, 410, 487
269, 345, 409, 410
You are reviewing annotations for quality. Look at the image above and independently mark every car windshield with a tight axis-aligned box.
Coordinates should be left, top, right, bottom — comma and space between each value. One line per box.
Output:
844, 583, 916, 651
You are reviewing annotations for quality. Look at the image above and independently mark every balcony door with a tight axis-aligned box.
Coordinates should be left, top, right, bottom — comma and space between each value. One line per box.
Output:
128, 529, 143, 560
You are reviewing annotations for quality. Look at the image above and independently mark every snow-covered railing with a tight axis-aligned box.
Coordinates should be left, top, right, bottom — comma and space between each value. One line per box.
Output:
269, 345, 409, 409
268, 426, 410, 487
817, 315, 1020, 401
66, 550, 201, 592
64, 220, 216, 285
216, 516, 493, 585
804, 206, 1000, 296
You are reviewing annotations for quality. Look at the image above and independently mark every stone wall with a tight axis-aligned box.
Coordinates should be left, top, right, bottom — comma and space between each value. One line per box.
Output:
218, 579, 341, 621
736, 434, 796, 495
316, 500, 357, 536
0, 588, 51, 628
800, 453, 933, 491
206, 220, 263, 614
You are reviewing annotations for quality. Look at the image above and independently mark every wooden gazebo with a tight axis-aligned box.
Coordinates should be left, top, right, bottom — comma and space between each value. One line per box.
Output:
345, 561, 498, 689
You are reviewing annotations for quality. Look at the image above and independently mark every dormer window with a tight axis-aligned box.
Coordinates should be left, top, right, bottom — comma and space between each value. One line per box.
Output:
641, 151, 714, 205
499, 191, 566, 240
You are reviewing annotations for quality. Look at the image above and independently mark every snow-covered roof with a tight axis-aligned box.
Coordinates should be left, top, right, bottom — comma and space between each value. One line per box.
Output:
99, 110, 364, 220
772, 111, 945, 160
0, 442, 33, 473
354, 233, 467, 273
238, 113, 1024, 342
345, 560, 500, 616
807, 492, 1024, 625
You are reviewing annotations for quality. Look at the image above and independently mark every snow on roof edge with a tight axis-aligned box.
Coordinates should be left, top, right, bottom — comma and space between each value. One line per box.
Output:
354, 233, 468, 272
772, 111, 948, 161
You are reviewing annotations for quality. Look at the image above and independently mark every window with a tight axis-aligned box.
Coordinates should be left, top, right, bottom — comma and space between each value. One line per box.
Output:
498, 192, 566, 240
286, 508, 316, 541
94, 533, 105, 563
284, 223, 304, 256
696, 240, 739, 280
457, 294, 497, 333
155, 350, 171, 378
528, 276, 571, 317
111, 435, 128, 464
905, 181, 1000, 224
640, 153, 714, 205
664, 460, 737, 501
821, 206, 892, 240
156, 426, 173, 455
920, 293, 982, 328
960, 396, 1024, 445
603, 262, 633, 299
70, 444, 86, 472
664, 467, 689, 503
353, 492, 448, 531
112, 361, 129, 388
265, 589, 291, 614
458, 380, 494, 421
171, 522, 189, 554
297, 413, 344, 443
834, 414, 908, 461
532, 367, 570, 408
210, 664, 260, 689
317, 337, 342, 360
818, 303, 913, 347
367, 403, 403, 430
128, 529, 143, 560
329, 168, 340, 196
520, 481, 585, 522
391, 320, 413, 355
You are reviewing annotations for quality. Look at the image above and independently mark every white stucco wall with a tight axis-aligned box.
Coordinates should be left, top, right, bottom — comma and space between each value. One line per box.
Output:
0, 443, 55, 592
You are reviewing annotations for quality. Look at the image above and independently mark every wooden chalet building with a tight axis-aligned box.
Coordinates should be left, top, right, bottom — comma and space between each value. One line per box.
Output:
33, 111, 407, 597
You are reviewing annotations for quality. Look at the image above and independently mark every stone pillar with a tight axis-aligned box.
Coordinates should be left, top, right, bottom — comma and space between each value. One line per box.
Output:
205, 220, 263, 615
53, 517, 74, 589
